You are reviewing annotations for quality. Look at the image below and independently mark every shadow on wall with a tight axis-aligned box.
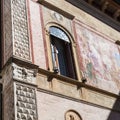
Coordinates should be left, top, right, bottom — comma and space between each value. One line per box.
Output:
0, 84, 2, 120
107, 93, 120, 120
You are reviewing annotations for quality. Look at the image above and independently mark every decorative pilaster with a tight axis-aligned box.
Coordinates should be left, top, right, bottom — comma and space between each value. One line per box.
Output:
12, 0, 31, 61
1, 58, 38, 120
3, 0, 31, 65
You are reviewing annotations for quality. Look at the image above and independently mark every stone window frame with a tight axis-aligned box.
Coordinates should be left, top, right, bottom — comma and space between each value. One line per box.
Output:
45, 23, 81, 80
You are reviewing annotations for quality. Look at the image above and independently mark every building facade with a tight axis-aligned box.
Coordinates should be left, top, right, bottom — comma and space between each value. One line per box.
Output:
0, 0, 120, 120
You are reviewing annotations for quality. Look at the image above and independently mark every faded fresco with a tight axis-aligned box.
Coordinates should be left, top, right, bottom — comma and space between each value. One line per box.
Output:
75, 22, 120, 94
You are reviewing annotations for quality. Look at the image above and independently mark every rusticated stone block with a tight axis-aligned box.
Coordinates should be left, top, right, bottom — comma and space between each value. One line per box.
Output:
13, 63, 37, 84
15, 84, 37, 120
12, 0, 31, 60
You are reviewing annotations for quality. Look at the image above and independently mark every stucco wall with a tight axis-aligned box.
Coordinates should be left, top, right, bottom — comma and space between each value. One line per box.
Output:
28, 0, 120, 94
43, 0, 120, 41
36, 91, 120, 120
74, 20, 120, 94
28, 0, 46, 69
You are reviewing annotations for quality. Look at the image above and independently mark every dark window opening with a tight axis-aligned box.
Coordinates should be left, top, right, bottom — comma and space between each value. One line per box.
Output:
92, 1, 101, 10
49, 27, 76, 79
114, 0, 120, 5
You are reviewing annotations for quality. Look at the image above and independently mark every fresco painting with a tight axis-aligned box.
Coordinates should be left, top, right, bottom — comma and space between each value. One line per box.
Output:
75, 23, 120, 93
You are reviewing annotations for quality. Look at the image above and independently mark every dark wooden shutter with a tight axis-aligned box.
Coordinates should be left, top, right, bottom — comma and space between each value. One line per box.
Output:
52, 36, 68, 76
65, 43, 76, 79
50, 35, 76, 79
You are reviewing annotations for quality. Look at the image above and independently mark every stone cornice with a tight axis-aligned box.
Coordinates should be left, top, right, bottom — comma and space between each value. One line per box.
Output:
1, 56, 120, 99
1, 57, 120, 111
38, 67, 120, 99
66, 0, 120, 32
37, 88, 120, 113
37, 0, 74, 19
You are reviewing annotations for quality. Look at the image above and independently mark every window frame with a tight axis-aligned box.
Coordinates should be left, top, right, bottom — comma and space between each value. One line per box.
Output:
45, 23, 81, 80
50, 34, 76, 79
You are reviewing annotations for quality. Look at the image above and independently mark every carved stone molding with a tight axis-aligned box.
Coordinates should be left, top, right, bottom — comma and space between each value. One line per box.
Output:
12, 63, 37, 85
12, 0, 31, 61
51, 11, 63, 22
15, 83, 38, 120
66, 0, 120, 31
3, 0, 31, 65
65, 110, 81, 120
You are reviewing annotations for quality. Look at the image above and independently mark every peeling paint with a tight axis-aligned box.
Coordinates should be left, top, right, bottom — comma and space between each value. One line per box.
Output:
75, 22, 120, 93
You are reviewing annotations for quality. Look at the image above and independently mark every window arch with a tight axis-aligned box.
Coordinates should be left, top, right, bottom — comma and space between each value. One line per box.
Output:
49, 26, 76, 79
49, 27, 70, 43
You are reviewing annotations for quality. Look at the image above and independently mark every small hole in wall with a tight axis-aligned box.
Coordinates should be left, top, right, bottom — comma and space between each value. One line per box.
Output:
115, 40, 120, 45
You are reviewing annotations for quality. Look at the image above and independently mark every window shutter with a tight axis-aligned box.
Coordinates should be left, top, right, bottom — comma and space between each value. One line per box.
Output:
50, 27, 77, 79
65, 43, 76, 79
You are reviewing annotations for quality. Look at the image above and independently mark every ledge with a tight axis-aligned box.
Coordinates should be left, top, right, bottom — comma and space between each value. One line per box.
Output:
37, 68, 120, 112
38, 68, 120, 98
1, 57, 120, 99
37, 88, 120, 113
37, 0, 75, 19
1, 57, 120, 111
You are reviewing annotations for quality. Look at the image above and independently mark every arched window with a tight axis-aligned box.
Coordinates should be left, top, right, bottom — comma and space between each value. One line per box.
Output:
49, 26, 76, 79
